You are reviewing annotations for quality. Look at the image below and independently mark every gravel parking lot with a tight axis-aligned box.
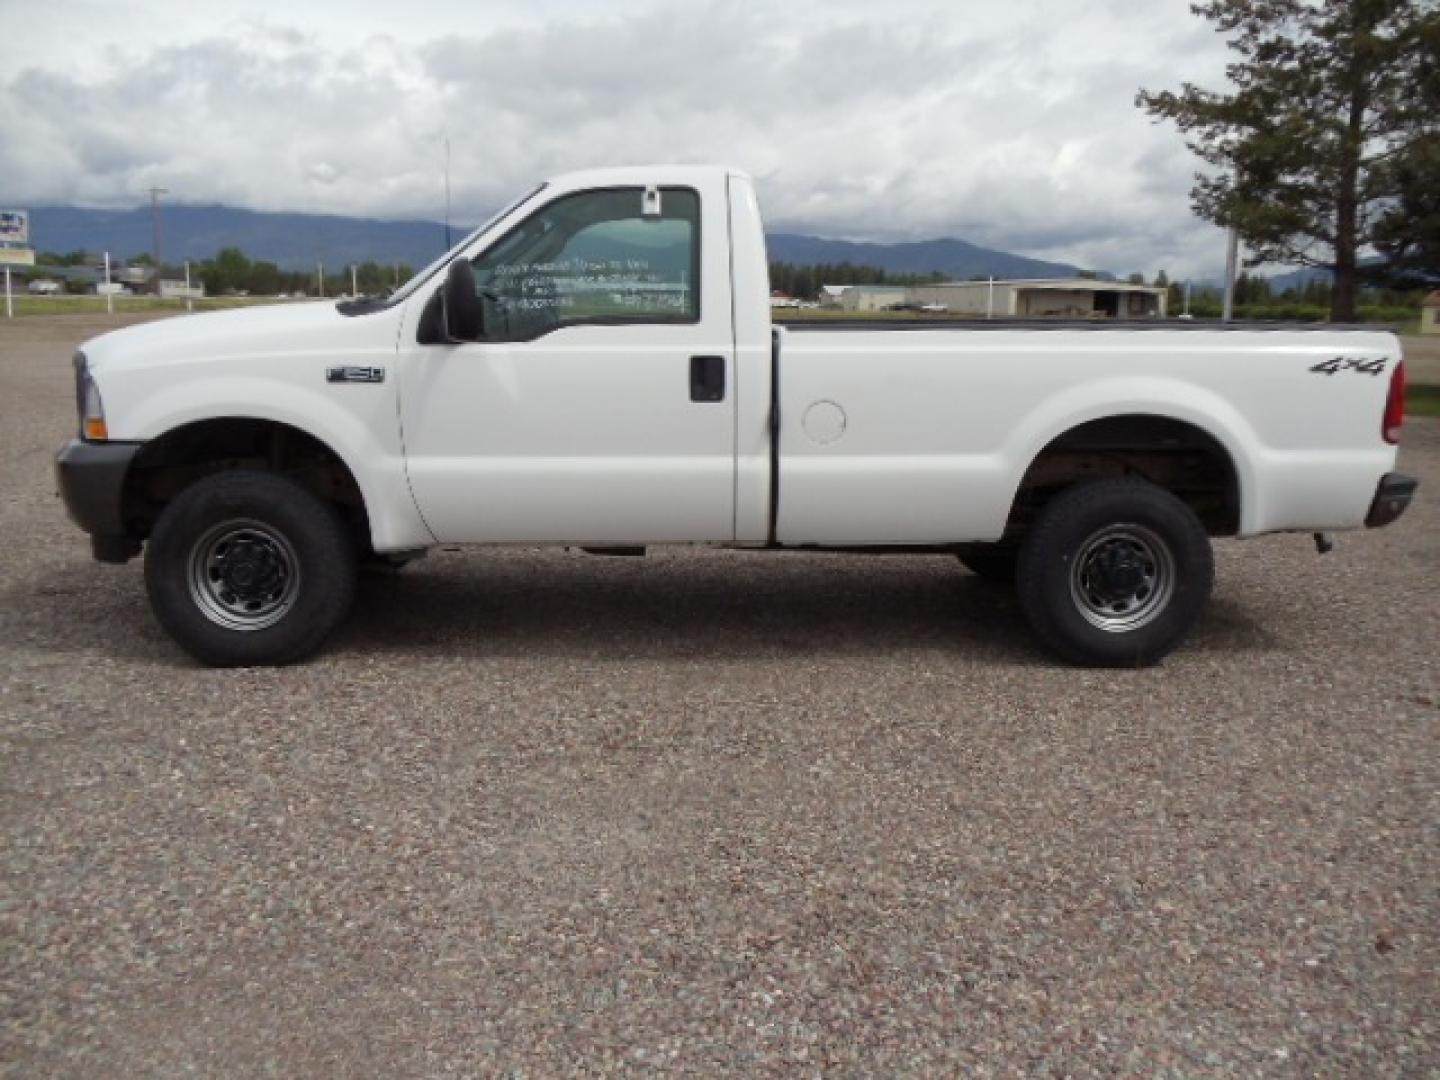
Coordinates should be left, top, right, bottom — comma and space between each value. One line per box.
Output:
3, 313, 1437, 1077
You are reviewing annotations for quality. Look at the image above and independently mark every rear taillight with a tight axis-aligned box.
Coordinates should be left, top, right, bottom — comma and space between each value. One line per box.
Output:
1383, 361, 1406, 445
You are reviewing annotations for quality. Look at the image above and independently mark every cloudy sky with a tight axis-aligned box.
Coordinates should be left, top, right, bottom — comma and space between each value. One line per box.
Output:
3, 0, 1238, 277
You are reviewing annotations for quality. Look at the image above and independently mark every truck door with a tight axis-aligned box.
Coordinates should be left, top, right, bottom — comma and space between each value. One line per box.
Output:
397, 178, 737, 544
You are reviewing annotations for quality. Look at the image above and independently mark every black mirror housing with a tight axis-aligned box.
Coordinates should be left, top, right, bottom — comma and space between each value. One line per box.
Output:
441, 259, 484, 342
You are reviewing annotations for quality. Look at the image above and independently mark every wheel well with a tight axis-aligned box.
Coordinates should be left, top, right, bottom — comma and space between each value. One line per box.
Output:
120, 418, 371, 547
1007, 415, 1240, 538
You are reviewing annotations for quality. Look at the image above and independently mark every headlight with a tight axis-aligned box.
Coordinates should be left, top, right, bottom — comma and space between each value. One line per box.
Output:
73, 351, 108, 441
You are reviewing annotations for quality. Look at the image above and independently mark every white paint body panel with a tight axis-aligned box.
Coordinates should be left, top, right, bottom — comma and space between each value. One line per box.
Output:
395, 168, 739, 543
82, 301, 433, 552
775, 326, 1399, 542
79, 164, 1403, 554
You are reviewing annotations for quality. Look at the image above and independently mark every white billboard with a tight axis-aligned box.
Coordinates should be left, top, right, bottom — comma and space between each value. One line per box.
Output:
1, 210, 29, 244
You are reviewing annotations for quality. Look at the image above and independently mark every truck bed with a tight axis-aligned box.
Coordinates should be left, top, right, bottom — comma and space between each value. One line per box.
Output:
772, 321, 1401, 544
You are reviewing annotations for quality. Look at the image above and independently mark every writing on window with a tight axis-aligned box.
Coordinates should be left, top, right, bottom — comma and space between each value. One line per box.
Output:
472, 188, 699, 339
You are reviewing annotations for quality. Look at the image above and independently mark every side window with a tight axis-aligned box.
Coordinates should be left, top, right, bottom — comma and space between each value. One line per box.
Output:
471, 187, 700, 341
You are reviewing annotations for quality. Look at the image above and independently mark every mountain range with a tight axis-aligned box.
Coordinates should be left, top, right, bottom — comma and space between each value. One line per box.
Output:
26, 204, 1086, 281
764, 232, 1080, 280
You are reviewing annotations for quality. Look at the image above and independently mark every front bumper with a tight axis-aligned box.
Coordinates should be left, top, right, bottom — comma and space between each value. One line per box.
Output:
1365, 472, 1418, 528
54, 439, 143, 562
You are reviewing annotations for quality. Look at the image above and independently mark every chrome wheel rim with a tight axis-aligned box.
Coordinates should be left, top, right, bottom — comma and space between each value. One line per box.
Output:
187, 519, 301, 631
1068, 524, 1175, 633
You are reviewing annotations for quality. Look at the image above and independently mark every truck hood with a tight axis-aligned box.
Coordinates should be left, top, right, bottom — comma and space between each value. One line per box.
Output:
80, 300, 400, 375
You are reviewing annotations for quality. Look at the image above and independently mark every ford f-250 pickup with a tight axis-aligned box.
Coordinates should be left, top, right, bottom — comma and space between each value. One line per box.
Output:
54, 165, 1417, 667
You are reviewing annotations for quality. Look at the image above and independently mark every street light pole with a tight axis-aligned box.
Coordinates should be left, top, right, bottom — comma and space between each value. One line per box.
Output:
148, 186, 169, 295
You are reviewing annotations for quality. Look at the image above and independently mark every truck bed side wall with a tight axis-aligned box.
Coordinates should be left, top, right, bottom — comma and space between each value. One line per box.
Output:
774, 328, 1400, 544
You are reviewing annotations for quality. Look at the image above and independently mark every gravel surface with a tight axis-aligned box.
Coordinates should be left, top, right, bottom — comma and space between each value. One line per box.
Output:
3, 314, 1438, 1077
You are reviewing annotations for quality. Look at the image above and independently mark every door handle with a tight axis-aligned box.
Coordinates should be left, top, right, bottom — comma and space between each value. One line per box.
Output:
690, 355, 725, 402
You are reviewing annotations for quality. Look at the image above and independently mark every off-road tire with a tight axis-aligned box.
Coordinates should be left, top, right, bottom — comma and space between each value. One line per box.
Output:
145, 470, 357, 666
1017, 477, 1213, 667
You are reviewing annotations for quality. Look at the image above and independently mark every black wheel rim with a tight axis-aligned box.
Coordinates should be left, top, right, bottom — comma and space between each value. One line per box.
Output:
187, 519, 301, 631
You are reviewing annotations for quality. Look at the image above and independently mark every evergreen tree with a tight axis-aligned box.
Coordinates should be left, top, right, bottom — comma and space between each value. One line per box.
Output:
1138, 0, 1440, 319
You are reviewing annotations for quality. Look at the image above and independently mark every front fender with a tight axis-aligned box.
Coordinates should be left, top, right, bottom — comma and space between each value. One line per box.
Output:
117, 377, 434, 552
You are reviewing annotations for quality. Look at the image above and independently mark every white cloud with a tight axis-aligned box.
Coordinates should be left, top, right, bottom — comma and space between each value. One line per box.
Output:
0, 0, 1237, 277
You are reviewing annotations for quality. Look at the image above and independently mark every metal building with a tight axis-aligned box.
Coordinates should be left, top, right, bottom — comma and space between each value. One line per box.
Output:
908, 278, 1167, 319
830, 284, 910, 312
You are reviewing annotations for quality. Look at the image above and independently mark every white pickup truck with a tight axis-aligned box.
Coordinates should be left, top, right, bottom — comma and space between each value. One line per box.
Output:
55, 165, 1416, 667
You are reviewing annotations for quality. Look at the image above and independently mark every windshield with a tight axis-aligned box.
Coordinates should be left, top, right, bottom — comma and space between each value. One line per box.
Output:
387, 182, 549, 305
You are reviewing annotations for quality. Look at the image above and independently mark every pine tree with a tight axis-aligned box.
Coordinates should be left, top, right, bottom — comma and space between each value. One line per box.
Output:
1138, 0, 1440, 320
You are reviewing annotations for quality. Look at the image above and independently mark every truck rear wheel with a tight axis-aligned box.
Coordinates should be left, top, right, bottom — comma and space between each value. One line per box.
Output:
1017, 478, 1213, 667
145, 471, 357, 666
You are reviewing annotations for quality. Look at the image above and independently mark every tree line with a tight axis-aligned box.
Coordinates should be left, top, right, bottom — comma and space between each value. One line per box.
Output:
770, 255, 1424, 323
768, 261, 948, 300
30, 248, 416, 297
195, 248, 415, 297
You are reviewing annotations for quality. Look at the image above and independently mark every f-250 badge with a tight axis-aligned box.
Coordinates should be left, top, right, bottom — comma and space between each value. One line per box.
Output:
1309, 356, 1388, 376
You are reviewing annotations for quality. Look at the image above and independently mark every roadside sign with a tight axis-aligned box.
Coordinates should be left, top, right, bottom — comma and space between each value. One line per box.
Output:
0, 210, 28, 244
0, 247, 36, 266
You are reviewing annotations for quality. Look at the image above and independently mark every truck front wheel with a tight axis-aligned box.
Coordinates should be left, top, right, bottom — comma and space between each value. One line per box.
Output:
1016, 478, 1213, 667
145, 471, 357, 666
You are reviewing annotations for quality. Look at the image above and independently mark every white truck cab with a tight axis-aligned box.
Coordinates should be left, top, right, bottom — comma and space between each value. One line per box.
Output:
56, 165, 1416, 667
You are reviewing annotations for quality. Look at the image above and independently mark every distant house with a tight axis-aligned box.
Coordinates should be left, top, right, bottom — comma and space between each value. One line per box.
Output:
1423, 291, 1440, 335
831, 284, 909, 313
769, 290, 800, 309
116, 265, 154, 289
29, 263, 100, 290
908, 278, 1167, 319
158, 279, 205, 300
814, 278, 1168, 318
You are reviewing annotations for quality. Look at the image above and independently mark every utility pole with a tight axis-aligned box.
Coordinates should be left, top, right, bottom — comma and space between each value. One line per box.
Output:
1221, 226, 1239, 323
148, 186, 169, 295
443, 135, 453, 251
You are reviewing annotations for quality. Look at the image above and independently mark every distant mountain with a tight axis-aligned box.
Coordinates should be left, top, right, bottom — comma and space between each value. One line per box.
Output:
766, 233, 1083, 280
1262, 265, 1331, 292
28, 204, 463, 271
1258, 259, 1432, 293
28, 203, 1087, 280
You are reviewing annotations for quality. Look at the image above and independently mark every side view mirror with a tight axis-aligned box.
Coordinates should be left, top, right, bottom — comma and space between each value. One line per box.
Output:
441, 259, 484, 342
